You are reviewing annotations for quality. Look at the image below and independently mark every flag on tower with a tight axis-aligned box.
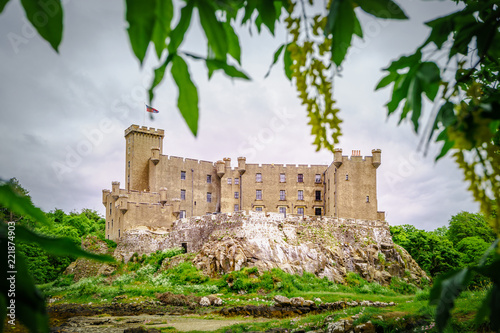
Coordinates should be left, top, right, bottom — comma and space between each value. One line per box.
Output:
146, 104, 159, 113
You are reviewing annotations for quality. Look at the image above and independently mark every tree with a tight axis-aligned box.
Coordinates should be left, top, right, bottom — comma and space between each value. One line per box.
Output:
447, 211, 496, 246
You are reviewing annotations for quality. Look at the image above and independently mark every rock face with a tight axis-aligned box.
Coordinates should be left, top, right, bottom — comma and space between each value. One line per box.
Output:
114, 211, 429, 285
64, 235, 115, 281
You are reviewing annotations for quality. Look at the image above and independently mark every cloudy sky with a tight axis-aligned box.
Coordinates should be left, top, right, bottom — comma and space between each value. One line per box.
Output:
0, 0, 478, 230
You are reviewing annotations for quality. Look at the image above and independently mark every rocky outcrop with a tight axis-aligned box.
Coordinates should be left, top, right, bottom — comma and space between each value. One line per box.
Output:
64, 236, 115, 281
114, 212, 429, 285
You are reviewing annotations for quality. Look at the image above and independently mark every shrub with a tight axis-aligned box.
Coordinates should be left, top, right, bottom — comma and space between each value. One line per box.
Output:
345, 272, 365, 287
165, 262, 208, 285
389, 277, 417, 294
52, 274, 74, 287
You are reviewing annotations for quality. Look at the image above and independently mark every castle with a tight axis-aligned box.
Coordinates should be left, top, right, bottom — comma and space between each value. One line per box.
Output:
102, 125, 385, 241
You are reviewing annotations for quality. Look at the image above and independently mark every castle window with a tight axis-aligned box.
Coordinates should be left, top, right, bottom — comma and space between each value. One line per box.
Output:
280, 190, 286, 201
108, 221, 110, 229
255, 207, 263, 212
234, 204, 239, 212
297, 207, 304, 216
315, 208, 322, 216
128, 161, 130, 168
111, 219, 113, 228
256, 173, 262, 182
207, 192, 212, 203
181, 171, 186, 180
234, 191, 239, 199
346, 174, 349, 181
227, 178, 232, 184
207, 175, 212, 183
279, 207, 286, 216
180, 189, 186, 200
366, 196, 369, 203
256, 190, 262, 200
297, 174, 303, 183
180, 210, 186, 218
280, 173, 286, 182
118, 229, 121, 237
234, 178, 239, 185
298, 190, 304, 200
315, 174, 321, 183
315, 190, 321, 201
109, 203, 112, 215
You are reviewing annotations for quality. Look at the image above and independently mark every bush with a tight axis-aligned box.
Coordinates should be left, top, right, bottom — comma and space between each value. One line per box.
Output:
389, 277, 417, 294
53, 274, 74, 287
165, 262, 208, 285
344, 272, 365, 287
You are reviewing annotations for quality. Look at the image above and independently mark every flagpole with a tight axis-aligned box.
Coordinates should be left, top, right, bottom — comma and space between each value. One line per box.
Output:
143, 103, 146, 126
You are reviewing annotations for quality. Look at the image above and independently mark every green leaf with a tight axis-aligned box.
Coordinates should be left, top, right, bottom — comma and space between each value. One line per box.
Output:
427, 102, 454, 146
475, 286, 493, 326
151, 0, 173, 59
196, 0, 228, 60
0, 0, 10, 13
1, 224, 49, 332
283, 43, 293, 80
15, 224, 114, 262
148, 54, 174, 103
258, 0, 277, 35
223, 21, 241, 64
424, 15, 455, 49
430, 268, 473, 332
375, 71, 398, 90
435, 132, 455, 161
355, 0, 408, 19
0, 183, 50, 226
489, 283, 500, 331
171, 55, 199, 136
126, 0, 157, 64
265, 43, 285, 78
168, 0, 194, 55
408, 77, 422, 132
325, 0, 356, 67
19, 0, 63, 52
416, 62, 440, 84
183, 52, 250, 80
353, 12, 363, 38
383, 51, 421, 72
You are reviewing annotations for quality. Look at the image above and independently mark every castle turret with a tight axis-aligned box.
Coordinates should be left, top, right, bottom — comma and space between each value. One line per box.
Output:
223, 157, 231, 169
372, 149, 381, 169
159, 187, 167, 205
333, 148, 343, 168
172, 198, 181, 218
102, 189, 110, 205
151, 147, 160, 165
111, 181, 120, 200
216, 160, 225, 177
237, 157, 246, 175
118, 194, 129, 214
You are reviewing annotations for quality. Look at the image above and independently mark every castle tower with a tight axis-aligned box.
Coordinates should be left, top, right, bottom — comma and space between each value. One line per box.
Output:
331, 149, 384, 220
124, 125, 165, 192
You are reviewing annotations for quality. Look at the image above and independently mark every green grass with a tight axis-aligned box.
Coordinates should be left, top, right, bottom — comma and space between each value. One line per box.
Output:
38, 248, 493, 332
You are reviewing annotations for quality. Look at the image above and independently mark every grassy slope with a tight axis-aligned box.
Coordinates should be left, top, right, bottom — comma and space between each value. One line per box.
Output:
37, 249, 489, 332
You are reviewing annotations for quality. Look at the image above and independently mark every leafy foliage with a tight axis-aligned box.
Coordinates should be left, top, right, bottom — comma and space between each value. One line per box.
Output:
0, 179, 113, 332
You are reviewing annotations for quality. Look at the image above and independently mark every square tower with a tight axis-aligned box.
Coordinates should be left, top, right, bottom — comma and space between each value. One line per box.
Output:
124, 125, 164, 191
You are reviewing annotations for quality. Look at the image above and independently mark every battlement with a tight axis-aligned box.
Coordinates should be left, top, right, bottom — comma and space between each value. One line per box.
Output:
164, 155, 216, 167
125, 124, 165, 137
